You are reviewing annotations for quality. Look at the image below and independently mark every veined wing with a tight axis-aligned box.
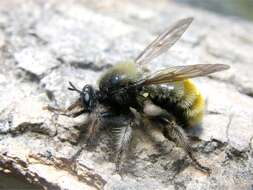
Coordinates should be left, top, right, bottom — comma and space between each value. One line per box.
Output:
139, 64, 230, 85
111, 64, 230, 95
135, 17, 193, 67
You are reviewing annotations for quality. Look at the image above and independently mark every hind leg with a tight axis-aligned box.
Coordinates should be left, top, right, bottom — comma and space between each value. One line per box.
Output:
162, 119, 210, 174
143, 100, 210, 174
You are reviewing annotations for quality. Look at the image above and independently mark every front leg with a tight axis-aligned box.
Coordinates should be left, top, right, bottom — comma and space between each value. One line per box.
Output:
69, 109, 137, 174
85, 112, 101, 147
44, 98, 85, 118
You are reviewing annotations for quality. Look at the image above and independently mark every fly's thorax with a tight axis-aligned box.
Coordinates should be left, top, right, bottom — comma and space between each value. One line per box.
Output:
98, 60, 140, 93
97, 60, 141, 107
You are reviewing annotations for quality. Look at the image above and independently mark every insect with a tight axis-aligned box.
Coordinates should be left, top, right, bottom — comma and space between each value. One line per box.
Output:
46, 17, 229, 174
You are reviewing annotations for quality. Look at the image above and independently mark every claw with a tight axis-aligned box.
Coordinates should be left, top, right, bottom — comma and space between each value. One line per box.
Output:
85, 136, 98, 150
70, 147, 84, 162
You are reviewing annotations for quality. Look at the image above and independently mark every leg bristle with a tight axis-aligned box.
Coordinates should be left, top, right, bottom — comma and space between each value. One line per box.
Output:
163, 120, 211, 174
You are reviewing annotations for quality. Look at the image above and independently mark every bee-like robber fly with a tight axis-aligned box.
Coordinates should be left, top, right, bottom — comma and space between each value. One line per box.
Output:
46, 17, 230, 174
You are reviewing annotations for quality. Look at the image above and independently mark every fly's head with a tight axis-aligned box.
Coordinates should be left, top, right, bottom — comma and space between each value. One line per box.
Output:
68, 82, 97, 112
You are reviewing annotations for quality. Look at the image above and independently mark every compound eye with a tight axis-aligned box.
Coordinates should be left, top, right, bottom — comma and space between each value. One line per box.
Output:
84, 93, 90, 102
84, 87, 89, 92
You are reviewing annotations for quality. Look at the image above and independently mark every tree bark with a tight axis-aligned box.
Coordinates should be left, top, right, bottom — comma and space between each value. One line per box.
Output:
0, 0, 253, 189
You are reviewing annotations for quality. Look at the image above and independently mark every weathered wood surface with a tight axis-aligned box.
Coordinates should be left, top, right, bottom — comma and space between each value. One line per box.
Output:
0, 0, 253, 189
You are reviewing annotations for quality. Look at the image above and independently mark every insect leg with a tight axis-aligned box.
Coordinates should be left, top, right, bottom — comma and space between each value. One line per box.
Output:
70, 111, 136, 170
86, 115, 100, 147
102, 108, 142, 173
143, 101, 210, 174
114, 120, 133, 173
44, 99, 85, 118
163, 119, 211, 174
69, 109, 86, 118
68, 112, 102, 161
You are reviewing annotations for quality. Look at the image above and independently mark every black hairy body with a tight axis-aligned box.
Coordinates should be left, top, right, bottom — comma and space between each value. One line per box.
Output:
98, 61, 204, 128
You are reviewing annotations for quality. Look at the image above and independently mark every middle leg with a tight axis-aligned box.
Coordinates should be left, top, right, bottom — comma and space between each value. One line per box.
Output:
102, 108, 142, 173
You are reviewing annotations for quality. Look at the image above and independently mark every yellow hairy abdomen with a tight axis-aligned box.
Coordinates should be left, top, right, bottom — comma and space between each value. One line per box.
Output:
182, 79, 205, 127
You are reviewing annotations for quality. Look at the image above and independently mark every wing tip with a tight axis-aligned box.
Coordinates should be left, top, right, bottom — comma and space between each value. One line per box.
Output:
173, 17, 194, 29
183, 17, 194, 25
216, 64, 230, 71
186, 17, 194, 22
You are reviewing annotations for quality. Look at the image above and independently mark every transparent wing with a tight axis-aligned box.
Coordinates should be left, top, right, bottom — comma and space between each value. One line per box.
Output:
135, 17, 193, 66
140, 64, 230, 85
111, 64, 230, 95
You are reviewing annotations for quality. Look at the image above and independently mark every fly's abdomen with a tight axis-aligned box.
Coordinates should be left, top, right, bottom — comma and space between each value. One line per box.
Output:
143, 79, 205, 127
180, 79, 205, 127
